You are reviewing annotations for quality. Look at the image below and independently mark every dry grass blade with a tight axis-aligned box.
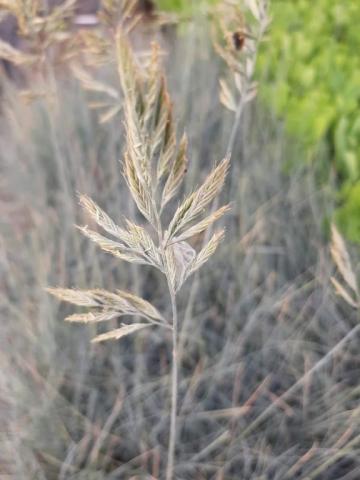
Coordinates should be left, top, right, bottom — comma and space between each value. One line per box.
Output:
91, 323, 152, 343
331, 224, 358, 294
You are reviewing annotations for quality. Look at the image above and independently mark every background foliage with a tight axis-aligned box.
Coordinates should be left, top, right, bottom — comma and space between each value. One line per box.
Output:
259, 0, 360, 242
158, 0, 360, 242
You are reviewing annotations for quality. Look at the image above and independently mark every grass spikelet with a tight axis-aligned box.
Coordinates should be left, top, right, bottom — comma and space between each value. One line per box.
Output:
79, 194, 130, 242
123, 151, 156, 224
166, 157, 230, 241
188, 229, 225, 276
162, 134, 188, 209
46, 288, 101, 307
91, 323, 153, 344
78, 226, 152, 265
65, 311, 120, 323
173, 204, 230, 244
48, 288, 165, 328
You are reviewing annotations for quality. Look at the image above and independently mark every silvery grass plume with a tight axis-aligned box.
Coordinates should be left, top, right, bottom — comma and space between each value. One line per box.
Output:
46, 31, 229, 340
47, 28, 230, 480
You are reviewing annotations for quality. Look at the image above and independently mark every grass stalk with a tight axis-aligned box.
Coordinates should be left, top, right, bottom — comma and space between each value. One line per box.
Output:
166, 279, 179, 480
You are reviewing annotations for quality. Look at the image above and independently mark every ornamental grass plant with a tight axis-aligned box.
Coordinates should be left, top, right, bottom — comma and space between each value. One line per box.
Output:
1, 1, 360, 479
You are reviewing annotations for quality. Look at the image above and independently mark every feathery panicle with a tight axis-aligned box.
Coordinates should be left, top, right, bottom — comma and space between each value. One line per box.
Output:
47, 25, 230, 479
48, 27, 228, 340
91, 323, 152, 344
117, 32, 178, 220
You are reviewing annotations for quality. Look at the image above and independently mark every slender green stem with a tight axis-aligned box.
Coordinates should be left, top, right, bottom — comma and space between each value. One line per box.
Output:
166, 280, 178, 480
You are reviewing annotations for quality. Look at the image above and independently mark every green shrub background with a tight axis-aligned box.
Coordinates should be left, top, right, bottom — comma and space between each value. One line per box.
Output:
158, 0, 360, 242
259, 0, 360, 242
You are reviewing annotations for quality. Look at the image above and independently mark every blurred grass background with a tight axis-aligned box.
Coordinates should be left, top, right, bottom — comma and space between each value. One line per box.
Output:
1, 1, 360, 479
